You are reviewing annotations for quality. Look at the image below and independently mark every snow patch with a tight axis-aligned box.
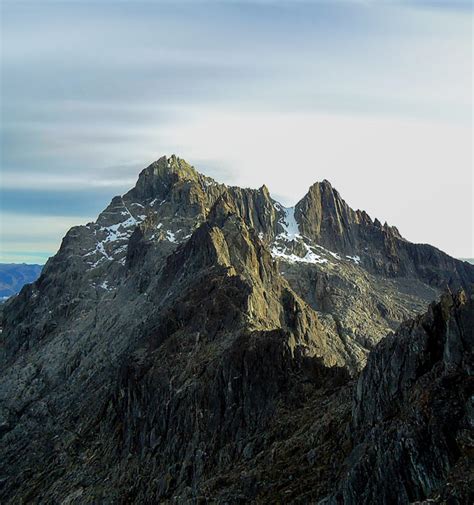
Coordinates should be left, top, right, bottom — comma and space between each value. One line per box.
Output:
271, 246, 329, 265
100, 280, 110, 290
85, 213, 144, 267
97, 215, 140, 245
279, 207, 301, 240
149, 198, 166, 207
96, 241, 112, 260
346, 255, 361, 264
271, 240, 329, 265
314, 244, 342, 260
166, 230, 177, 243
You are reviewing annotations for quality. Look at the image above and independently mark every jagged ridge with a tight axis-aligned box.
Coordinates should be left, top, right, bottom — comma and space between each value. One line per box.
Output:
0, 155, 472, 504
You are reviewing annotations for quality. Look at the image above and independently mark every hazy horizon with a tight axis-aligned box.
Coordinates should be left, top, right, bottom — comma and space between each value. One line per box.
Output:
1, 155, 474, 266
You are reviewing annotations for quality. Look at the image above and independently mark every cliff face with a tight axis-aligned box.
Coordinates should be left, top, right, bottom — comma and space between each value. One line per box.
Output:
295, 179, 473, 286
3, 156, 472, 369
328, 291, 474, 505
0, 156, 472, 504
0, 183, 348, 504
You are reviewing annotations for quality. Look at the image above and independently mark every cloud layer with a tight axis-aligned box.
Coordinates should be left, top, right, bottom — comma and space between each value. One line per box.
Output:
1, 0, 472, 263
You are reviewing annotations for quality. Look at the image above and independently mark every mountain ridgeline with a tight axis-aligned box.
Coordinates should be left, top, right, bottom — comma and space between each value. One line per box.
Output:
0, 263, 42, 300
0, 155, 472, 504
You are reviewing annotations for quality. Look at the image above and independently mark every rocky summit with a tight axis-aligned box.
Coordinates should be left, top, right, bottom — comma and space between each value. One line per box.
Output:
0, 155, 473, 504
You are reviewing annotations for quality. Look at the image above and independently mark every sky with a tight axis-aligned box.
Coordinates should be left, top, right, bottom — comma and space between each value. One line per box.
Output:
0, 0, 472, 264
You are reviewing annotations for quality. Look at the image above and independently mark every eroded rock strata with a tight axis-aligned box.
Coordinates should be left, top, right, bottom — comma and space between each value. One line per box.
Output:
0, 156, 472, 504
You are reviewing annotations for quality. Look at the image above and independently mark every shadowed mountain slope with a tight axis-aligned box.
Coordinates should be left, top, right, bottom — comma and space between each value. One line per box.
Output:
0, 156, 472, 504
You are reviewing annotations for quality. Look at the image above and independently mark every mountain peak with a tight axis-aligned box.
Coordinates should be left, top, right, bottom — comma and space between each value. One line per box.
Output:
259, 184, 270, 197
306, 179, 335, 193
1, 155, 474, 504
127, 154, 201, 201
142, 154, 199, 181
318, 178, 334, 188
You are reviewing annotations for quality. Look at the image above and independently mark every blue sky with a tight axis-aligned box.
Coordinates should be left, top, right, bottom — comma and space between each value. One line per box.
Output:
0, 0, 472, 263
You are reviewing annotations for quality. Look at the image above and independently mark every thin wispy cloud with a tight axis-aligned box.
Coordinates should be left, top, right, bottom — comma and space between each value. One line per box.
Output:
0, 0, 472, 263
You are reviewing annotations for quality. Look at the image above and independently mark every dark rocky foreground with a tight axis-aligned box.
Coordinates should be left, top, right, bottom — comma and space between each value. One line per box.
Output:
0, 156, 472, 504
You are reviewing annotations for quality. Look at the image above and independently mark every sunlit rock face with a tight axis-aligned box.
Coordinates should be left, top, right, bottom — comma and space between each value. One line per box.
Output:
0, 155, 473, 504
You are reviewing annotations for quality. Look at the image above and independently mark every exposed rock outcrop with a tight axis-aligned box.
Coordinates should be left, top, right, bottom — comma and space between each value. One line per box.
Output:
326, 291, 473, 504
0, 155, 472, 504
295, 179, 473, 286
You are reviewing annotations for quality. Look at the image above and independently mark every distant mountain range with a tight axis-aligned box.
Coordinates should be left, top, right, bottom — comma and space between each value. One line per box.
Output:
0, 263, 42, 300
0, 156, 473, 504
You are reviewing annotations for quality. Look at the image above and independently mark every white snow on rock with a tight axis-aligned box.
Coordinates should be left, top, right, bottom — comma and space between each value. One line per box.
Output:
98, 216, 139, 245
166, 230, 177, 243
279, 206, 301, 240
271, 245, 328, 265
100, 280, 110, 290
271, 205, 333, 265
115, 244, 128, 254
203, 179, 217, 188
271, 239, 329, 265
149, 198, 166, 207
346, 255, 361, 264
85, 211, 145, 268
95, 241, 112, 261
314, 244, 344, 261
